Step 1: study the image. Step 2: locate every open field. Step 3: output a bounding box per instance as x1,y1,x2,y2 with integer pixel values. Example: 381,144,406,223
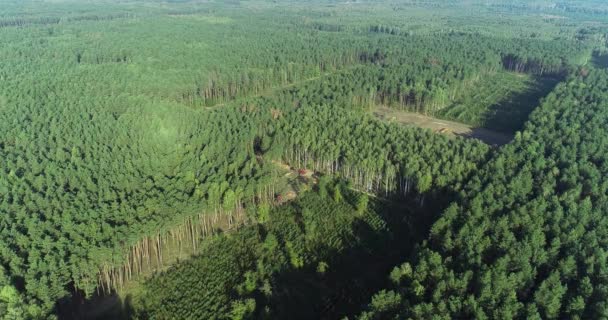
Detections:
374,107,512,146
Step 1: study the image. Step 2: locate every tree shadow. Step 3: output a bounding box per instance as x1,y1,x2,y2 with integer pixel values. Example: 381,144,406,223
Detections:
55,185,455,319
479,75,561,134
592,52,608,69
454,127,512,146
256,189,451,320
55,288,135,320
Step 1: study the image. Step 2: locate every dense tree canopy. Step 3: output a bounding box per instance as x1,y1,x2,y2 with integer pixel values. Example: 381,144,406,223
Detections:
0,0,606,319
133,185,417,320
360,69,608,319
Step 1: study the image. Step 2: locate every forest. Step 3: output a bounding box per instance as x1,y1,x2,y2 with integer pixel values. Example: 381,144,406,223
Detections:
0,0,607,319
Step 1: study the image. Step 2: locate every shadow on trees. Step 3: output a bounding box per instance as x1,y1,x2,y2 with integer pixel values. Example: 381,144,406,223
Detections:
592,52,608,69
255,189,454,320
479,75,561,133
55,185,456,320
454,127,512,146
55,288,135,320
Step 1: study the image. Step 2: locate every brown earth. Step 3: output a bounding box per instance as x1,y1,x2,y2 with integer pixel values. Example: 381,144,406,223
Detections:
373,107,513,146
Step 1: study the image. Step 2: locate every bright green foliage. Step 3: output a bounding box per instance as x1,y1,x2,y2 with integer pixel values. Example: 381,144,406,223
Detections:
0,267,40,320
332,184,344,203
0,0,605,318
0,286,28,320
273,105,489,196
359,290,402,320
256,33,586,116
316,261,329,274
230,299,256,320
256,203,271,223
389,263,412,285
356,193,369,214
318,176,331,199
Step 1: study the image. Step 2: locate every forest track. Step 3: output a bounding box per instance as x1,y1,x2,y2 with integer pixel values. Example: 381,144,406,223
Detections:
202,64,363,110
372,107,512,146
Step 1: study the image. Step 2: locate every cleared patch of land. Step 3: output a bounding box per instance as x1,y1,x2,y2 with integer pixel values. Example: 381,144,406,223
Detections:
374,107,512,146
435,71,560,133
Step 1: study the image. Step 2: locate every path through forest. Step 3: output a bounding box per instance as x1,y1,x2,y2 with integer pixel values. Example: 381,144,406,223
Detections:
373,107,513,146
202,65,361,111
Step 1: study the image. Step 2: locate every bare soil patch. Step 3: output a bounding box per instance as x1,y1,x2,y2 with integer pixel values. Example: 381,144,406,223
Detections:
373,107,512,146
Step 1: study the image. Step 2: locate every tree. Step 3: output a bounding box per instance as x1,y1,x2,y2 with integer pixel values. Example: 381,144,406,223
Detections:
257,203,270,223
356,193,369,214
230,299,256,320
333,184,343,203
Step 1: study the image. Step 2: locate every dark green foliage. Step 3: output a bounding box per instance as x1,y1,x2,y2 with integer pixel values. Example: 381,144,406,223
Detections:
133,189,403,319
592,50,608,69
361,69,608,319
134,229,262,319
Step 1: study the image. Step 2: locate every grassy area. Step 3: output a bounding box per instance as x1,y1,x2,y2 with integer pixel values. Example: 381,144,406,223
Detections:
435,71,560,133
372,107,512,146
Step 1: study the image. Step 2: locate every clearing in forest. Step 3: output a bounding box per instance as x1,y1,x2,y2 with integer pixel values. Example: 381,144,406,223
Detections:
435,71,560,133
373,107,512,146
373,71,559,145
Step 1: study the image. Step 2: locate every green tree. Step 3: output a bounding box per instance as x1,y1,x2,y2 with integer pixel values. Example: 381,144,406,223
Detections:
356,193,369,214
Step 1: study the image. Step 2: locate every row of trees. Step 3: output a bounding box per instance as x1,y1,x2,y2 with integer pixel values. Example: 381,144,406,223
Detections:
111,65,608,319
132,185,405,320
268,105,489,198
113,3,608,319
104,39,598,320
251,33,585,116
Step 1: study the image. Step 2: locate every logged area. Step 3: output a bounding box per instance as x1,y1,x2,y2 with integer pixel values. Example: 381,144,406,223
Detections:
0,1,608,319
435,71,561,133
373,107,513,145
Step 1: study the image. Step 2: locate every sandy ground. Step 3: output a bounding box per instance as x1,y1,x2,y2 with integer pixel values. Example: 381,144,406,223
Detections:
373,107,513,146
